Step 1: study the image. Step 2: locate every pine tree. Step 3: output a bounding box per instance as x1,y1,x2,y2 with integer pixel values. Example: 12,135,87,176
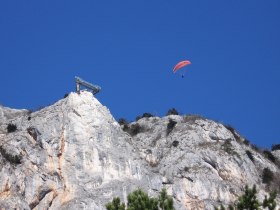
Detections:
236,185,260,210
106,197,125,210
263,190,277,210
214,185,278,210
127,189,158,210
158,188,175,210
106,188,175,210
215,205,226,210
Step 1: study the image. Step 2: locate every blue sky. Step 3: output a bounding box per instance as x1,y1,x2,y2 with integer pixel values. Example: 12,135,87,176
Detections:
0,1,279,149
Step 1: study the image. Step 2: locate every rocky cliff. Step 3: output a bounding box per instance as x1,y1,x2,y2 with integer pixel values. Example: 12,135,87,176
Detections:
0,91,279,210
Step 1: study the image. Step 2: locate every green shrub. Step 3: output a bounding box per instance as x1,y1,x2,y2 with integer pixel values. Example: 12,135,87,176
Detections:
224,124,235,134
272,144,280,151
262,169,280,193
106,197,125,210
136,113,154,121
215,185,278,210
7,123,17,133
119,119,144,136
0,146,21,165
262,168,274,184
172,141,179,147
106,188,174,210
246,150,254,162
263,190,277,210
166,108,179,116
271,172,280,193
123,123,144,136
158,188,175,210
215,205,227,210
127,189,158,210
222,139,234,155
122,124,129,133
263,150,276,163
243,139,250,146
223,124,243,143
118,118,129,126
251,144,261,152
131,123,143,136
166,119,177,136
236,185,260,210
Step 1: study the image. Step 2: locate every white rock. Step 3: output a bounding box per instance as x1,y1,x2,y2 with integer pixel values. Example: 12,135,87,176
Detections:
0,91,279,210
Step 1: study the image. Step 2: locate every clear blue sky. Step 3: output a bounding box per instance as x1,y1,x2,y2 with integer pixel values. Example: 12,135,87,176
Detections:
0,1,279,149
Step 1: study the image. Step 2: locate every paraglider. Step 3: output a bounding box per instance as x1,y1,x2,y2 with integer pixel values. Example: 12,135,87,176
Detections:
173,60,191,78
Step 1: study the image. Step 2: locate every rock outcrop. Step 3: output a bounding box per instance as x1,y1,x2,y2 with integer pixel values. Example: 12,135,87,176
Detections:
0,91,279,210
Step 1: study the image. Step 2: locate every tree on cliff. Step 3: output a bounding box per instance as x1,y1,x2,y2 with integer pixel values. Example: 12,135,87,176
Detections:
215,185,278,210
106,197,125,210
106,188,174,210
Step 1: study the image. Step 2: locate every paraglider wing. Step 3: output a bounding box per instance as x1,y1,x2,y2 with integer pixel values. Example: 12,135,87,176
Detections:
173,60,191,73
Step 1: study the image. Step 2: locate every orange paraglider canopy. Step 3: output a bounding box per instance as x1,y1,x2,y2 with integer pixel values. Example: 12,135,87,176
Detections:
173,60,191,73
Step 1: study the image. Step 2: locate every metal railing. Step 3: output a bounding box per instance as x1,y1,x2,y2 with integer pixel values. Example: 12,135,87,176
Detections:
75,76,101,95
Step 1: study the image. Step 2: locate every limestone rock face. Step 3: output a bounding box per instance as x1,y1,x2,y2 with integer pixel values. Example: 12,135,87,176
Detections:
0,91,279,210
